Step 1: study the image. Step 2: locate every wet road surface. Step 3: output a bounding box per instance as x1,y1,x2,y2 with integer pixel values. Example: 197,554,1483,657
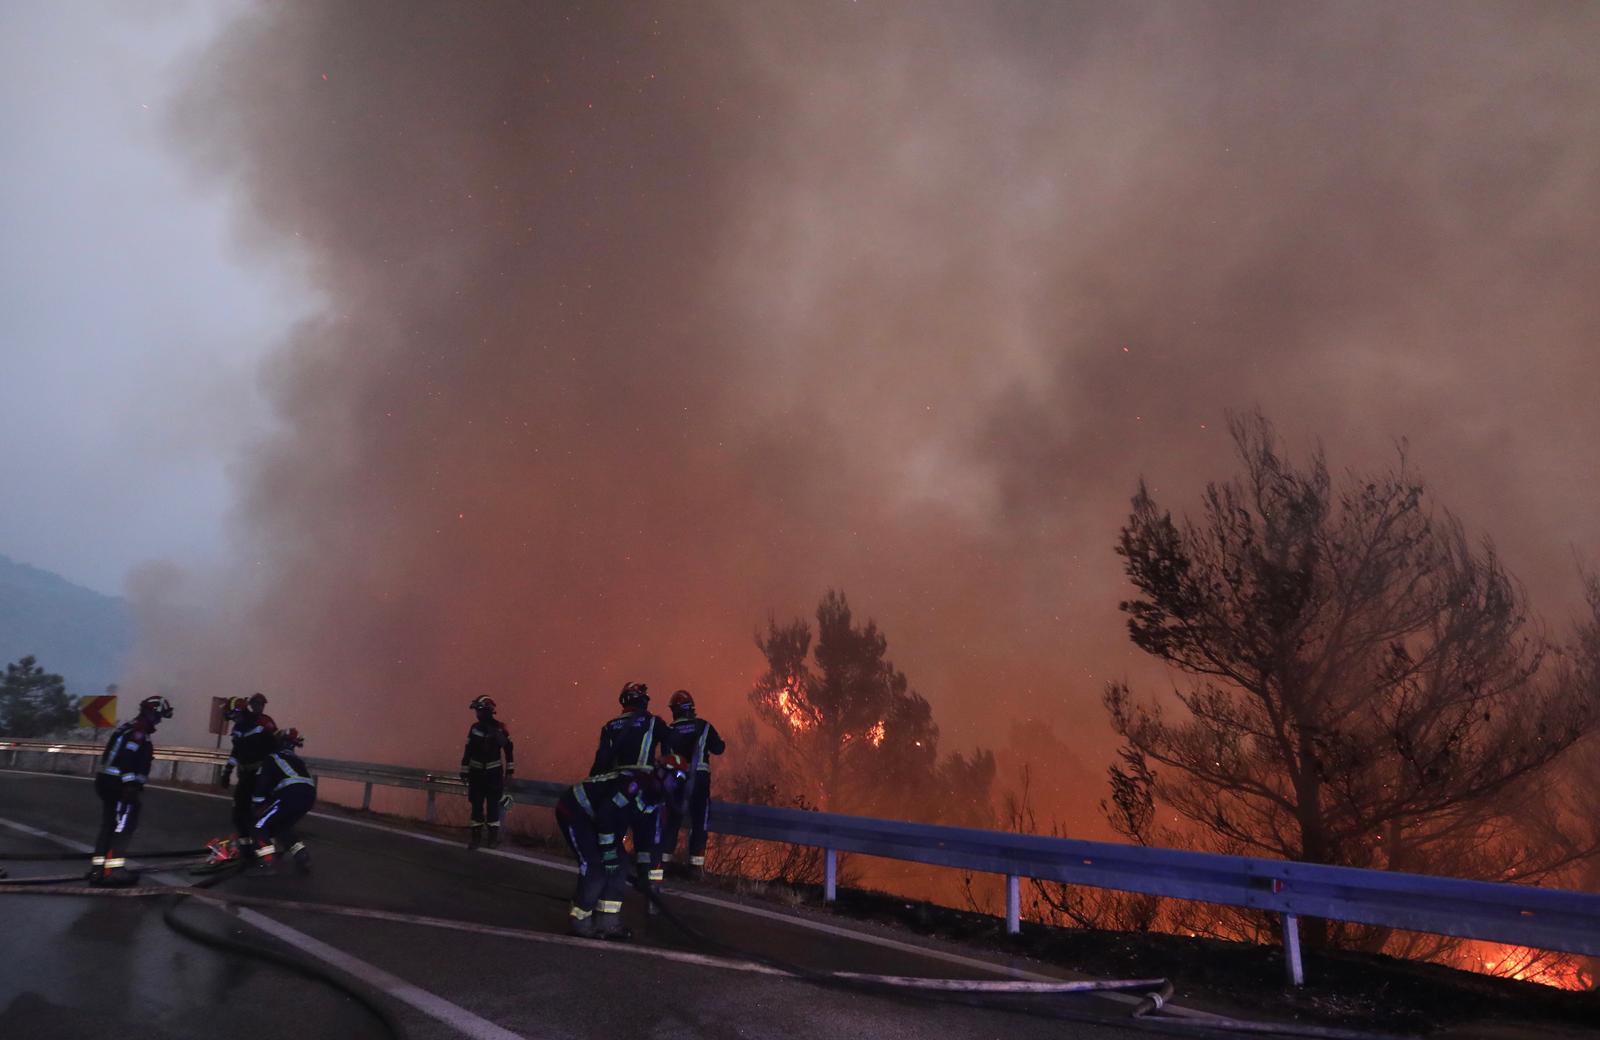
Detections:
1,770,1157,1039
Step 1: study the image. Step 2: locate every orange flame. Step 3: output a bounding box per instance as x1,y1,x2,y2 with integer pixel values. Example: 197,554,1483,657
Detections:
1469,942,1592,990
775,675,818,732
867,719,886,747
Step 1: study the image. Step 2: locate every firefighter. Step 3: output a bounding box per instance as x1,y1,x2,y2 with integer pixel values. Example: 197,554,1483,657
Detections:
588,682,689,896
88,695,174,886
247,727,316,874
661,689,726,878
219,692,278,861
459,695,515,849
556,752,688,939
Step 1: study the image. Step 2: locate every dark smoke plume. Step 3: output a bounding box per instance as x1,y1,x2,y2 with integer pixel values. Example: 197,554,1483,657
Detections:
148,2,1600,816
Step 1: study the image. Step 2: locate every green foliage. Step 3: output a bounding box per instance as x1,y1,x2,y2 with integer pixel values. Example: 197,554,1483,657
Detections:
0,655,76,737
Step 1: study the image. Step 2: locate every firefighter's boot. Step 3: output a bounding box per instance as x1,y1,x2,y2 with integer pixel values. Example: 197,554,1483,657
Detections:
567,908,598,938
97,858,137,887
594,910,633,941
468,823,483,850
246,844,277,876
486,824,501,849
290,841,312,874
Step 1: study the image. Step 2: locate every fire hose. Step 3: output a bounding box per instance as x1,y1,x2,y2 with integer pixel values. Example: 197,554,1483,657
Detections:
0,863,404,1040
0,867,1412,1040
636,880,1408,1040
0,817,1418,1040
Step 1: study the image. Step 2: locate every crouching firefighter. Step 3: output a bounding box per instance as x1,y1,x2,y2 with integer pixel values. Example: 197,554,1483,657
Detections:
89,696,174,885
247,727,315,874
556,752,688,940
662,689,725,877
219,693,277,862
459,695,515,849
589,682,690,897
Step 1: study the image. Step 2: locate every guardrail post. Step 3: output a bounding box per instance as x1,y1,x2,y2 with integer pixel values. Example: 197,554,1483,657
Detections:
361,781,372,811
1282,912,1305,986
824,848,837,903
168,760,179,782
426,786,437,824
1006,874,1021,935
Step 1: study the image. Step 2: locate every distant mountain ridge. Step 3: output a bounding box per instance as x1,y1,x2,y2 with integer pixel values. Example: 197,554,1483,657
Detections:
0,554,132,696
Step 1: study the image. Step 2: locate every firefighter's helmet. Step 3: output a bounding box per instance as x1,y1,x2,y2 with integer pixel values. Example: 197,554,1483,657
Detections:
277,727,304,750
619,682,649,710
139,696,174,720
247,692,268,711
668,689,695,719
470,695,497,714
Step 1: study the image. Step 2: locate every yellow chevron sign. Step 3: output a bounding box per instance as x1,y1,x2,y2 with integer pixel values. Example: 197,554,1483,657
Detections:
78,695,117,729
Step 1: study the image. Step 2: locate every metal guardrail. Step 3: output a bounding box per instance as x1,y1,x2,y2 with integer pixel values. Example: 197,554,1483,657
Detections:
5,737,1598,986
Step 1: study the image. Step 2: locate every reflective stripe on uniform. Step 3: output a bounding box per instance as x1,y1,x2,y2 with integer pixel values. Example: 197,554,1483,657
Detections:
572,784,594,818
569,905,592,920
689,855,706,866
467,760,503,770
598,899,622,913
273,776,315,792
646,869,664,882
636,851,652,864
104,857,126,869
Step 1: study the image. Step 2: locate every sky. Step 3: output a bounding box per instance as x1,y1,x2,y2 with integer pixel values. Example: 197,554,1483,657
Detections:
0,0,306,594
6,2,1600,827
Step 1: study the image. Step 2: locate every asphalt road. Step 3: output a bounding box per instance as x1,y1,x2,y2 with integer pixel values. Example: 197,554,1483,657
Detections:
0,770,1162,1040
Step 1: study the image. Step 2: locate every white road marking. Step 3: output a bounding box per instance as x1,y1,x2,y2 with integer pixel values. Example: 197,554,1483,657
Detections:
4,768,1213,1018
0,809,542,1040
234,907,532,1040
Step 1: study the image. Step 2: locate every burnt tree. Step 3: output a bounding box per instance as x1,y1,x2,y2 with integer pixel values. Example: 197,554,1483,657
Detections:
1105,412,1599,947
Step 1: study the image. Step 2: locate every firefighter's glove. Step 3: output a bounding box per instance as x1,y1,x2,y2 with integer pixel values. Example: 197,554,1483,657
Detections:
220,766,233,789
500,793,514,811
459,771,469,785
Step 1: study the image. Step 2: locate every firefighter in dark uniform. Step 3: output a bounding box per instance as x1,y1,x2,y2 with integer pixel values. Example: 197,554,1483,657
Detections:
588,682,689,895
220,692,278,858
459,695,515,849
556,752,688,939
661,689,726,877
88,695,174,885
247,727,316,874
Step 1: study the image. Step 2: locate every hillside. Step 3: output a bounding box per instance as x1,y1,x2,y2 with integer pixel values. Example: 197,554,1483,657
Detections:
0,554,132,695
